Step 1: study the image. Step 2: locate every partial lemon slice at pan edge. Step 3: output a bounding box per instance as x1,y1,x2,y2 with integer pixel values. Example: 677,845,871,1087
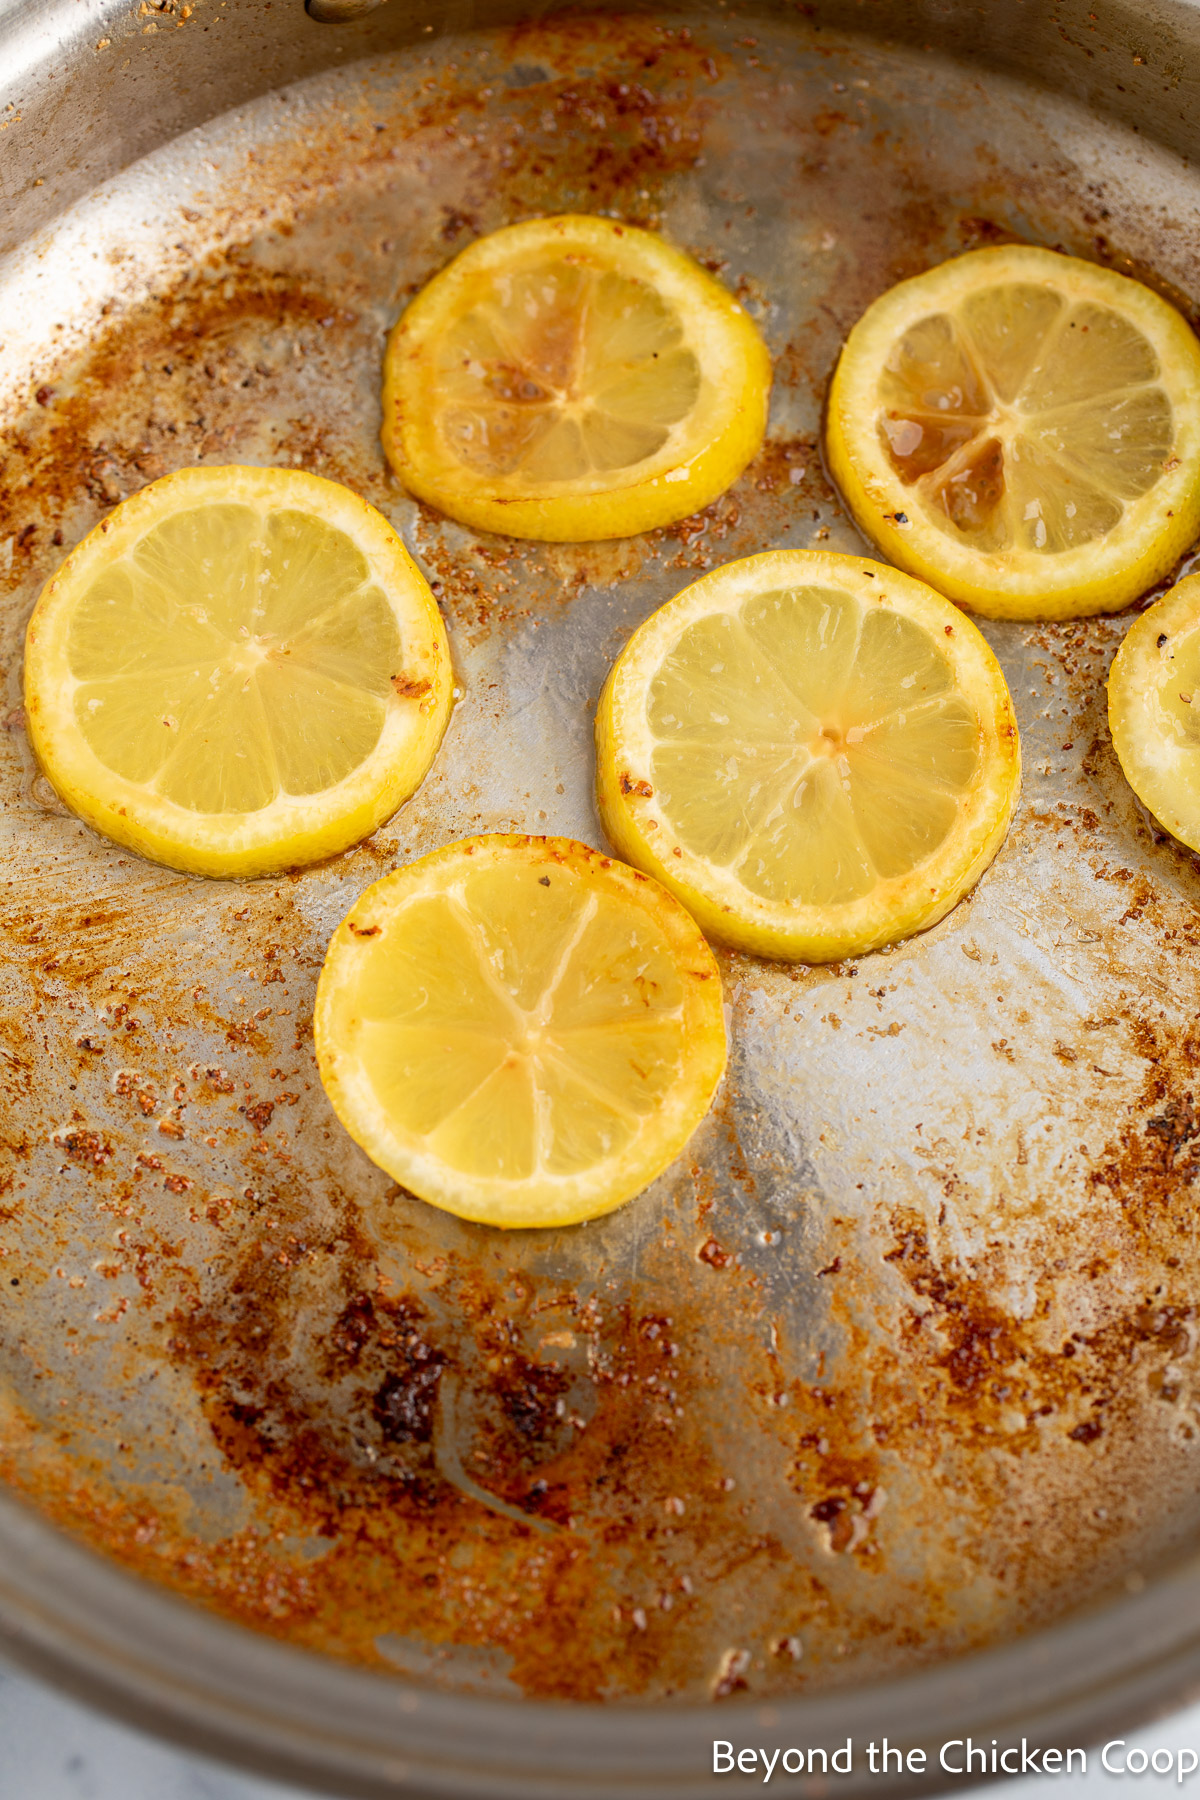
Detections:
314,836,727,1228
381,214,772,541
24,465,453,878
596,550,1020,963
1109,571,1200,851
827,245,1200,620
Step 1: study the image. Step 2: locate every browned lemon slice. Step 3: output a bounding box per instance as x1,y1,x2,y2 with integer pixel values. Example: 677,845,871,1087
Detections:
381,215,771,541
596,550,1020,962
1109,572,1200,849
314,835,727,1227
827,245,1200,620
24,466,452,877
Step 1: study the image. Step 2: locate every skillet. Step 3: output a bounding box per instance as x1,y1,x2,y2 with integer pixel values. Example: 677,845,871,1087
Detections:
3,0,1200,1790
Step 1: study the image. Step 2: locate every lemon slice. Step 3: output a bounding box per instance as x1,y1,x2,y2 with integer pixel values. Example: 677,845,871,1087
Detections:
381,214,771,542
595,550,1020,963
1108,572,1200,849
314,835,726,1227
826,245,1200,620
23,466,453,878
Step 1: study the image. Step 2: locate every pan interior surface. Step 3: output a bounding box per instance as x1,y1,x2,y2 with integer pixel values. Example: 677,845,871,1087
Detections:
3,0,1200,1722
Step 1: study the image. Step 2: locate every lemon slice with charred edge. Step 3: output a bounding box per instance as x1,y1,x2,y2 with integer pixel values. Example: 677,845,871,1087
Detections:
595,550,1020,963
381,214,771,542
23,466,452,878
314,836,726,1227
1109,572,1200,850
827,245,1200,620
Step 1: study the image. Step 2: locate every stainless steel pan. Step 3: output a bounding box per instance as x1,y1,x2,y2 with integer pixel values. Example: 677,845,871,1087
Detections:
4,0,1200,1791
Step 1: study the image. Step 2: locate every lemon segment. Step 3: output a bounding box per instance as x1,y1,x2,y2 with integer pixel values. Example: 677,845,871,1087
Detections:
23,466,453,878
314,836,726,1227
381,215,771,541
826,245,1200,620
596,550,1020,962
1108,572,1200,849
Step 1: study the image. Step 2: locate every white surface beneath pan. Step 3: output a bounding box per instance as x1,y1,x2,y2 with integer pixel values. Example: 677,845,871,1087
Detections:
1,1655,1198,1800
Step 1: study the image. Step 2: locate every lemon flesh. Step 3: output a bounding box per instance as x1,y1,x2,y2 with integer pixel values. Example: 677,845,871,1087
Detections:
596,550,1020,962
24,466,452,877
1109,572,1200,849
381,214,771,541
314,836,726,1227
827,245,1200,620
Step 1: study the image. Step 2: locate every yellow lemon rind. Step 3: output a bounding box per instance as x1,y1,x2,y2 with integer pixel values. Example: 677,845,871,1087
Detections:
314,834,728,1228
1108,571,1200,852
826,245,1200,621
23,465,454,879
382,214,771,542
596,550,1021,963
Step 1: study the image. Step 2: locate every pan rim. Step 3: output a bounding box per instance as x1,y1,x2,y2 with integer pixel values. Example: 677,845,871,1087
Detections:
1,1483,1199,1797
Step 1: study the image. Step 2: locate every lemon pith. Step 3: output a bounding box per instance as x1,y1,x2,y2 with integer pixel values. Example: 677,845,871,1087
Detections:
826,245,1200,620
23,465,453,878
381,214,771,542
314,835,727,1227
1109,572,1200,850
596,550,1020,962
